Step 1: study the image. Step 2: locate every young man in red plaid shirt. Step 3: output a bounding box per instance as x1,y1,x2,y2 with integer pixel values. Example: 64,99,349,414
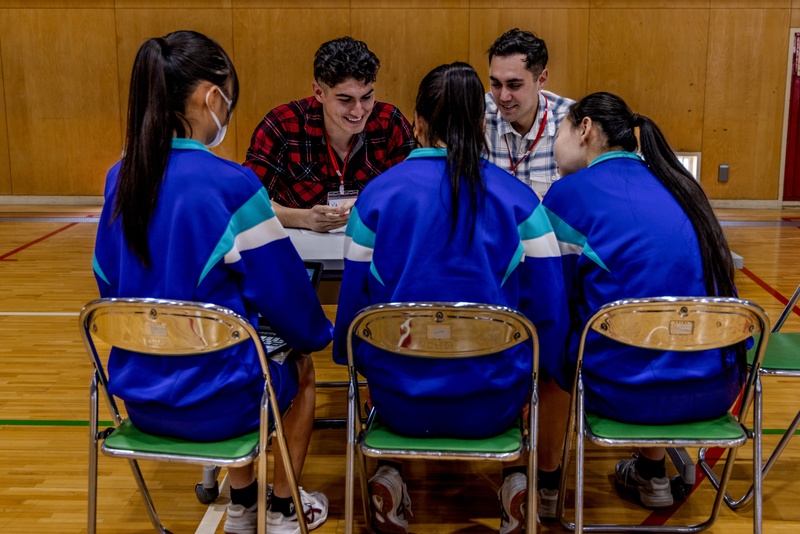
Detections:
244,37,414,232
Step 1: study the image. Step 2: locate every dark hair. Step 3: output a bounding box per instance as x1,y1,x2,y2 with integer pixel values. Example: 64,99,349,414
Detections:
415,62,487,244
488,28,548,76
113,30,238,267
565,91,735,299
313,37,380,87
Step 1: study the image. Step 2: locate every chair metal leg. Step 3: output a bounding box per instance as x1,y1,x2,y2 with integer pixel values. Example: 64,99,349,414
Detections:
526,384,539,534
700,380,800,512
127,458,168,533
558,377,578,531
357,446,372,533
88,375,99,534
345,378,357,534
575,381,586,534
267,387,309,534
258,394,269,534
753,378,762,534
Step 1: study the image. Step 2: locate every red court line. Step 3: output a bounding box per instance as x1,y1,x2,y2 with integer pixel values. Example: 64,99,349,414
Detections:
741,267,800,318
0,222,79,261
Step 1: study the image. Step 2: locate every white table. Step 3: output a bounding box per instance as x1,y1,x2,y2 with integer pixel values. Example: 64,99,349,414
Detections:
286,228,745,275
286,228,345,276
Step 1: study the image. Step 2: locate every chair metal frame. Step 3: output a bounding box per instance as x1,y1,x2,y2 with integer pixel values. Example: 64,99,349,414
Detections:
343,302,540,534
81,297,308,534
699,283,800,510
557,296,770,534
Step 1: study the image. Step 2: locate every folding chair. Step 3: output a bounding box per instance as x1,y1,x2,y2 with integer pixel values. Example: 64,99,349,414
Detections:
557,296,770,533
80,297,309,534
343,302,539,534
699,282,800,509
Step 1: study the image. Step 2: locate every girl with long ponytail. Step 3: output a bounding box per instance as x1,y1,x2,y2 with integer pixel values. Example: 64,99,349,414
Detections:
542,91,742,510
93,31,331,533
332,62,568,534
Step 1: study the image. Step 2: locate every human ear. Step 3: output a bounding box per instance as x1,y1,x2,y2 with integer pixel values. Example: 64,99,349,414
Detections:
579,117,593,145
312,82,325,103
537,68,549,87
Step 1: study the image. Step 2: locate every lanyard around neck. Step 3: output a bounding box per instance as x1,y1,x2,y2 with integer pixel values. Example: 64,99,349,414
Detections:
326,136,355,194
504,99,549,177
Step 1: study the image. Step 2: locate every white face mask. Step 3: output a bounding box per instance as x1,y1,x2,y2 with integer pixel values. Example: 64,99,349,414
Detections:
205,87,232,148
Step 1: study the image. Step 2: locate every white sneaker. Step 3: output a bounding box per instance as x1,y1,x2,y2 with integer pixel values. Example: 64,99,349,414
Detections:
369,465,412,534
224,502,257,534
615,454,674,509
267,488,329,534
498,472,526,534
538,487,559,520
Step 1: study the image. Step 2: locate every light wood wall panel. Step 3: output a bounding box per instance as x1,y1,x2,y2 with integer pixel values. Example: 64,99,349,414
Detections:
115,0,231,7
470,0,589,7
702,8,789,199
0,3,798,200
468,9,589,104
232,8,350,163
352,8,469,120
233,0,348,6
114,9,237,163
0,1,111,6
586,9,709,152
352,0,468,6
592,0,710,6
0,9,120,196
710,0,791,7
0,36,10,195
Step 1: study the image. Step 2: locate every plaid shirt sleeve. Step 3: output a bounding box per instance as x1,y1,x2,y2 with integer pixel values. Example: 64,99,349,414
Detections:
243,106,293,195
383,107,415,167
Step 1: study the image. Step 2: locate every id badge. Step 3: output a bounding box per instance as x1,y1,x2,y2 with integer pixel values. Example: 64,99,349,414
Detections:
327,190,358,207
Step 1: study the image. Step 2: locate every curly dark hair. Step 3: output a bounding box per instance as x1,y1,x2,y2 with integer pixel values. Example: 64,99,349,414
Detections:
487,28,548,76
313,36,380,87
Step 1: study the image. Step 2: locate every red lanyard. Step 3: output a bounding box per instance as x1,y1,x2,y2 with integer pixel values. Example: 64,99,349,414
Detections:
504,100,549,177
326,136,355,194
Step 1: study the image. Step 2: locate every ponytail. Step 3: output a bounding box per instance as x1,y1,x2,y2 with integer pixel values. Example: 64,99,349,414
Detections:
415,62,487,244
637,117,735,298
112,31,238,267
566,92,735,298
113,39,171,267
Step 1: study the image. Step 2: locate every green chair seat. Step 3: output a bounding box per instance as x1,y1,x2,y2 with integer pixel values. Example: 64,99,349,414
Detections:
586,412,745,442
364,417,522,454
748,332,800,371
103,419,259,460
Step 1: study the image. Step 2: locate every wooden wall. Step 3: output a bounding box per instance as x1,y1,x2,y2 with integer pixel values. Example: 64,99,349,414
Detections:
0,0,797,200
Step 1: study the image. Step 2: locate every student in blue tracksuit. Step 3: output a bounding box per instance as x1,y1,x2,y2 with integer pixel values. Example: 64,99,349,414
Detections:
542,91,744,510
332,62,568,534
92,31,331,534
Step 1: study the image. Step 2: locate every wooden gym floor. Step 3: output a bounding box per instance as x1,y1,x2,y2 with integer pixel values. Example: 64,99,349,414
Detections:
1,205,800,533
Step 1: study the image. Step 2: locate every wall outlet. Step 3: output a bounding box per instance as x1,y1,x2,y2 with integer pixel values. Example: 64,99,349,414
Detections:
718,164,729,183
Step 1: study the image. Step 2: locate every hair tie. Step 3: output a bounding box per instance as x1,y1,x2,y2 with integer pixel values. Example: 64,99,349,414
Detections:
631,113,641,126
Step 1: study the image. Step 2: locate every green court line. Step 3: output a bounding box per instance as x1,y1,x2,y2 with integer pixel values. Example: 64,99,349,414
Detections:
0,419,115,427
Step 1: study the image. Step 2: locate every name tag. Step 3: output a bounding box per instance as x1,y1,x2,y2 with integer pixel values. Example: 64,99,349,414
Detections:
327,190,358,207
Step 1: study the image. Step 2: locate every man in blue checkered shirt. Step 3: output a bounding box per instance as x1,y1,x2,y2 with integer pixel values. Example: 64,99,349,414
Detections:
485,29,574,198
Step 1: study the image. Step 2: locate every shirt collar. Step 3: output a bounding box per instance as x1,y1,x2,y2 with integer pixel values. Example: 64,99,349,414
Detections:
171,138,211,152
496,91,550,140
405,147,447,160
589,150,643,167
304,96,366,155
404,147,489,161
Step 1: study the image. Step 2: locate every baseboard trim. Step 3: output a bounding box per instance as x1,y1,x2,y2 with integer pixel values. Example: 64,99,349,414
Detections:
709,199,782,209
0,196,103,205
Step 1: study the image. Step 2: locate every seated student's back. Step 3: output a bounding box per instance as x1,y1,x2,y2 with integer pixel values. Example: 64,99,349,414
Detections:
332,62,568,439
